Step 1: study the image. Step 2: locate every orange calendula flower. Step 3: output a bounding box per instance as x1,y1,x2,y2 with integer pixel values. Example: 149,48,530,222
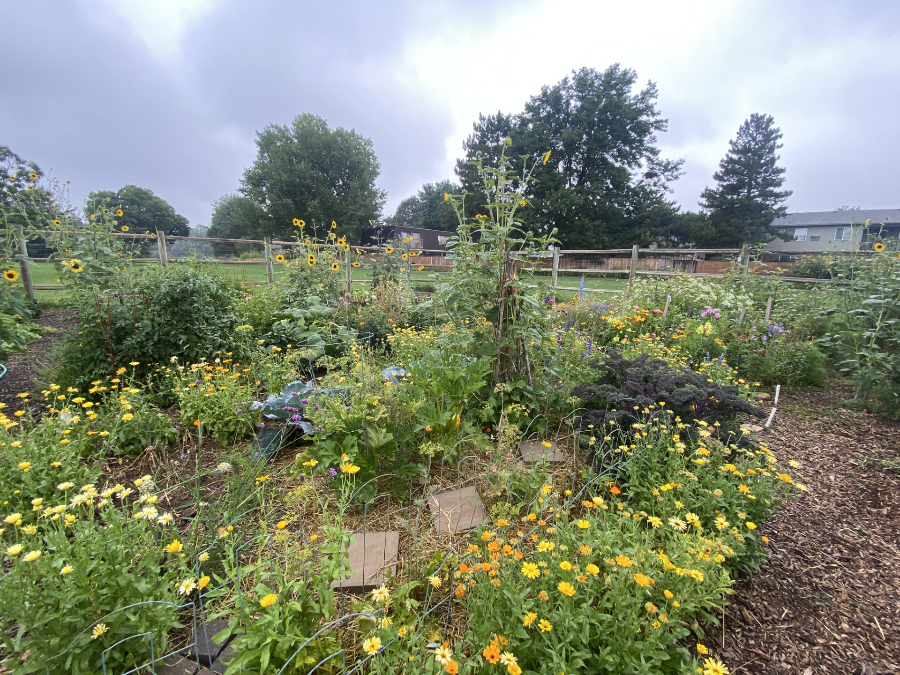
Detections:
482,643,501,663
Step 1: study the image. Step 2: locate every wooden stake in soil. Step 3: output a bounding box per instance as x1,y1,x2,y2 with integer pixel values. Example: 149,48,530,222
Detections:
738,306,747,326
764,296,773,322
662,294,671,318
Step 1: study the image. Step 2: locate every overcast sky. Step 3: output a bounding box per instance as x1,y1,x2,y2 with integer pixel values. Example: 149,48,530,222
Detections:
2,0,899,229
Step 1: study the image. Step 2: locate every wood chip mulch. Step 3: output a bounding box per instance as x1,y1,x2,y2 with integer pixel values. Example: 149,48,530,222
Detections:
707,384,900,675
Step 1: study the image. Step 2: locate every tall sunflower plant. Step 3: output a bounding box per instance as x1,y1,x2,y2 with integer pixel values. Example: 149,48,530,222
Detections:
277,218,359,308
439,141,558,387
43,197,145,293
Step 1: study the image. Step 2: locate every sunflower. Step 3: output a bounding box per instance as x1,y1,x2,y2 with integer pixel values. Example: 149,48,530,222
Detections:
873,242,885,252
337,236,346,246
70,262,84,273
3,270,19,282
121,226,129,232
330,262,340,271
327,232,336,239
352,262,361,268
28,172,38,180
116,209,123,217
53,218,61,226
417,265,424,271
274,254,285,263
331,220,338,229
401,253,408,261
385,247,394,254
307,255,316,266
342,243,349,252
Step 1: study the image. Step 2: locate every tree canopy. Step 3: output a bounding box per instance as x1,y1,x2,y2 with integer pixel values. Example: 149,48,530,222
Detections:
207,194,263,240
699,113,791,247
1,145,66,227
388,180,459,232
455,66,683,249
85,185,189,237
239,113,386,242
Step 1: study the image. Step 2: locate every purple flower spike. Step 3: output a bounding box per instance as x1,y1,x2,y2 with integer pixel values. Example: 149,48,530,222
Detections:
329,467,337,477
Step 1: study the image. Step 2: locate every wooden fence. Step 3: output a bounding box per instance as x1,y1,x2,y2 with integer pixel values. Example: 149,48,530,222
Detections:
18,233,833,302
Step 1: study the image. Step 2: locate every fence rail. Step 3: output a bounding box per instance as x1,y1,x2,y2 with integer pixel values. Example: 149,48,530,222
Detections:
17,232,837,298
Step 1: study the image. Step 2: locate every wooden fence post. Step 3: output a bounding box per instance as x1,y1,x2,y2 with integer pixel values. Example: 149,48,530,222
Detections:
628,245,639,287
738,306,747,326
156,230,169,269
15,224,35,303
764,296,773,322
551,248,559,292
345,248,352,296
263,238,275,286
739,243,750,274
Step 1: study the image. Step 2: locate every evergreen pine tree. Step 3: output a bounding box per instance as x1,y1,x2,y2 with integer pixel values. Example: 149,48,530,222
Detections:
700,113,792,247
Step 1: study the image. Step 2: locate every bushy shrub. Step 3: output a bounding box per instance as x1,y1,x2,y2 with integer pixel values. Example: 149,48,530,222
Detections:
54,264,241,391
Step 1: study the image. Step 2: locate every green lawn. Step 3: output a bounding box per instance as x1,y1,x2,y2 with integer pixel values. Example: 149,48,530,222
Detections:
23,261,626,305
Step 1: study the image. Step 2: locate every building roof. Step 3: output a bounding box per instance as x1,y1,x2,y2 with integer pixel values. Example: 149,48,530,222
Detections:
773,209,900,228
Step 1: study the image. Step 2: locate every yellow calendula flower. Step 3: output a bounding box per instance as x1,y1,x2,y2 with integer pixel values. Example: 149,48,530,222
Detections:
61,565,74,575
198,575,210,590
164,539,183,554
522,612,537,627
23,550,42,562
339,462,360,474
259,593,277,607
91,623,108,639
17,461,30,472
576,519,590,529
5,544,24,556
634,573,655,587
276,520,288,530
538,618,552,632
121,413,134,421
363,636,381,655
521,562,540,580
557,581,575,597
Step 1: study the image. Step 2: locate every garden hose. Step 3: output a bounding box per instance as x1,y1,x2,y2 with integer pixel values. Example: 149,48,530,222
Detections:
0,364,6,381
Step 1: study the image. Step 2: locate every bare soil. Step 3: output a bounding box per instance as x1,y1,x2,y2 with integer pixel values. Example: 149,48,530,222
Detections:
707,385,900,675
0,309,75,414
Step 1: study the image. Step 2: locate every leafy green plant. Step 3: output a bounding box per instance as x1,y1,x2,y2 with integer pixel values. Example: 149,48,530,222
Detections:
0,486,192,675
208,521,352,674
818,243,900,414
572,350,764,432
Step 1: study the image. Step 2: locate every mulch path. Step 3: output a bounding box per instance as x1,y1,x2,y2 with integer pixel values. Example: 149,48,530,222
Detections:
708,385,900,675
0,309,76,413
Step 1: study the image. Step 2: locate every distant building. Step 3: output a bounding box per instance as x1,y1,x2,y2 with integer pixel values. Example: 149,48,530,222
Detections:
767,209,900,254
360,225,454,251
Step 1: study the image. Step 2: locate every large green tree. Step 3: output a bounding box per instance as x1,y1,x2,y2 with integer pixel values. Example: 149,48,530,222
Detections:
239,113,386,242
455,66,683,248
207,194,263,240
699,113,792,247
85,185,189,236
389,180,459,232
